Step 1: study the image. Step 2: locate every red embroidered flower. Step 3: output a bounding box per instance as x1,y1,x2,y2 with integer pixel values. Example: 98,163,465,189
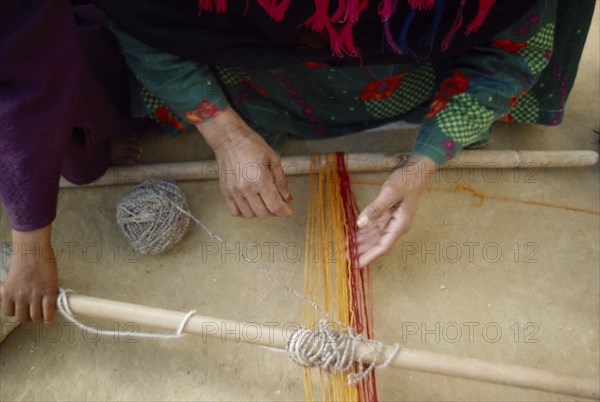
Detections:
492,39,528,53
155,106,185,132
441,70,470,96
360,75,404,101
304,61,329,69
425,92,450,118
184,100,224,124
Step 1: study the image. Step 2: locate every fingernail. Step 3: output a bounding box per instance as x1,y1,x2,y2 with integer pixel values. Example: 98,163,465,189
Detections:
287,193,294,202
357,216,369,228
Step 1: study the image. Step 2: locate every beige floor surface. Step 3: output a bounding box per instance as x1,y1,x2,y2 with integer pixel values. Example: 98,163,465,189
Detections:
1,7,599,402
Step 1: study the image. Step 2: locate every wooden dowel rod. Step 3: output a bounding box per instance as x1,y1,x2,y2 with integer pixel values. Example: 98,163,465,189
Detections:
59,150,599,188
58,292,599,400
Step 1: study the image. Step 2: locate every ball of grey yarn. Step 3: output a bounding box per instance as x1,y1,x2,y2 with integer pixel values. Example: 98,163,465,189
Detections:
116,179,190,255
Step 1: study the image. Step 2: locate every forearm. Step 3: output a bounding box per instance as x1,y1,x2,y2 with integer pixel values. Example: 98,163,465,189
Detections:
107,20,229,123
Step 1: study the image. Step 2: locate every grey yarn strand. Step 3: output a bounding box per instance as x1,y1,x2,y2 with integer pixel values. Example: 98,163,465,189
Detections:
117,179,190,254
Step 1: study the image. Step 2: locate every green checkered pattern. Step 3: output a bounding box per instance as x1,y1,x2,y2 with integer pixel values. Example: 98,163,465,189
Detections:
214,66,246,85
141,86,190,136
520,23,555,75
511,91,540,123
436,93,496,145
141,86,163,120
365,64,435,119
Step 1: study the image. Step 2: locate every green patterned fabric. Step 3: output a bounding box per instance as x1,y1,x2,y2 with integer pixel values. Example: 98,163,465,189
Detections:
436,94,496,145
363,64,436,119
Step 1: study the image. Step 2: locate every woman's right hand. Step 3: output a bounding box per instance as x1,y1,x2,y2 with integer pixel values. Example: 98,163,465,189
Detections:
356,154,437,267
196,108,292,218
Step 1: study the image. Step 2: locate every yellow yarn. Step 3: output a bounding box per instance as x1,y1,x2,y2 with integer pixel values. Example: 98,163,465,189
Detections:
303,154,358,402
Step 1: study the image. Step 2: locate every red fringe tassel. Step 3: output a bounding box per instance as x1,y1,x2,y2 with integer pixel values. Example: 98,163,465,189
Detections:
465,0,496,35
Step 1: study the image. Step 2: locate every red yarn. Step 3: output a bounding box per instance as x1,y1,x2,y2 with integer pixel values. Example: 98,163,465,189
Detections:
378,0,395,20
197,0,227,14
256,0,291,21
305,0,368,57
408,0,436,10
336,152,378,402
465,0,495,35
441,0,466,51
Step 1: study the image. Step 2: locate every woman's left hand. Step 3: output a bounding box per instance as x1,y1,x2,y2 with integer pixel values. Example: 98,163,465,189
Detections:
356,154,437,267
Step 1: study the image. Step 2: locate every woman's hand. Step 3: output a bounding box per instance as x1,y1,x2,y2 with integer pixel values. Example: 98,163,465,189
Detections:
197,108,292,218
2,225,58,323
356,154,437,267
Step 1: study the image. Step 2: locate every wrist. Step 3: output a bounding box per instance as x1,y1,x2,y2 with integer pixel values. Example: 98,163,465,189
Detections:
11,225,54,265
12,225,52,245
195,107,249,150
407,154,438,182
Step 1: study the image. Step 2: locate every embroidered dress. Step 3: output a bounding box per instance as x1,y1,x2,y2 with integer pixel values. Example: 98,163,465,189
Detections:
103,0,594,165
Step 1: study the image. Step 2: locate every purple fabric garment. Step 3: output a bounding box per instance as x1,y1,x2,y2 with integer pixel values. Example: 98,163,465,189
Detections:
0,0,129,231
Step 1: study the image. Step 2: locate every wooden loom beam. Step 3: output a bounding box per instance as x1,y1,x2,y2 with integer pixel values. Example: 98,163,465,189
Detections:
58,150,599,188
2,287,596,400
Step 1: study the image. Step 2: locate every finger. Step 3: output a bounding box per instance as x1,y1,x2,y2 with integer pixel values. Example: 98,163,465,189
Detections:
357,228,387,265
223,194,241,216
358,209,412,267
2,298,15,317
234,195,255,219
259,181,292,217
357,211,392,240
357,185,400,229
270,160,292,202
357,238,378,255
219,184,241,217
42,293,56,324
358,228,404,267
30,295,44,323
357,223,378,242
14,300,31,323
245,194,272,218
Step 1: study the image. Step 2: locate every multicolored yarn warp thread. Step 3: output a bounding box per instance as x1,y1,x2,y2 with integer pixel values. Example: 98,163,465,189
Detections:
303,153,377,401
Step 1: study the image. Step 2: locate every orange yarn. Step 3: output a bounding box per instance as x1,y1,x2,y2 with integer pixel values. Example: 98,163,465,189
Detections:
351,180,600,215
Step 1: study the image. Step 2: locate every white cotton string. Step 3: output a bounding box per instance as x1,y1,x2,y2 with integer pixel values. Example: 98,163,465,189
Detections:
56,288,196,340
176,309,197,336
286,320,401,385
